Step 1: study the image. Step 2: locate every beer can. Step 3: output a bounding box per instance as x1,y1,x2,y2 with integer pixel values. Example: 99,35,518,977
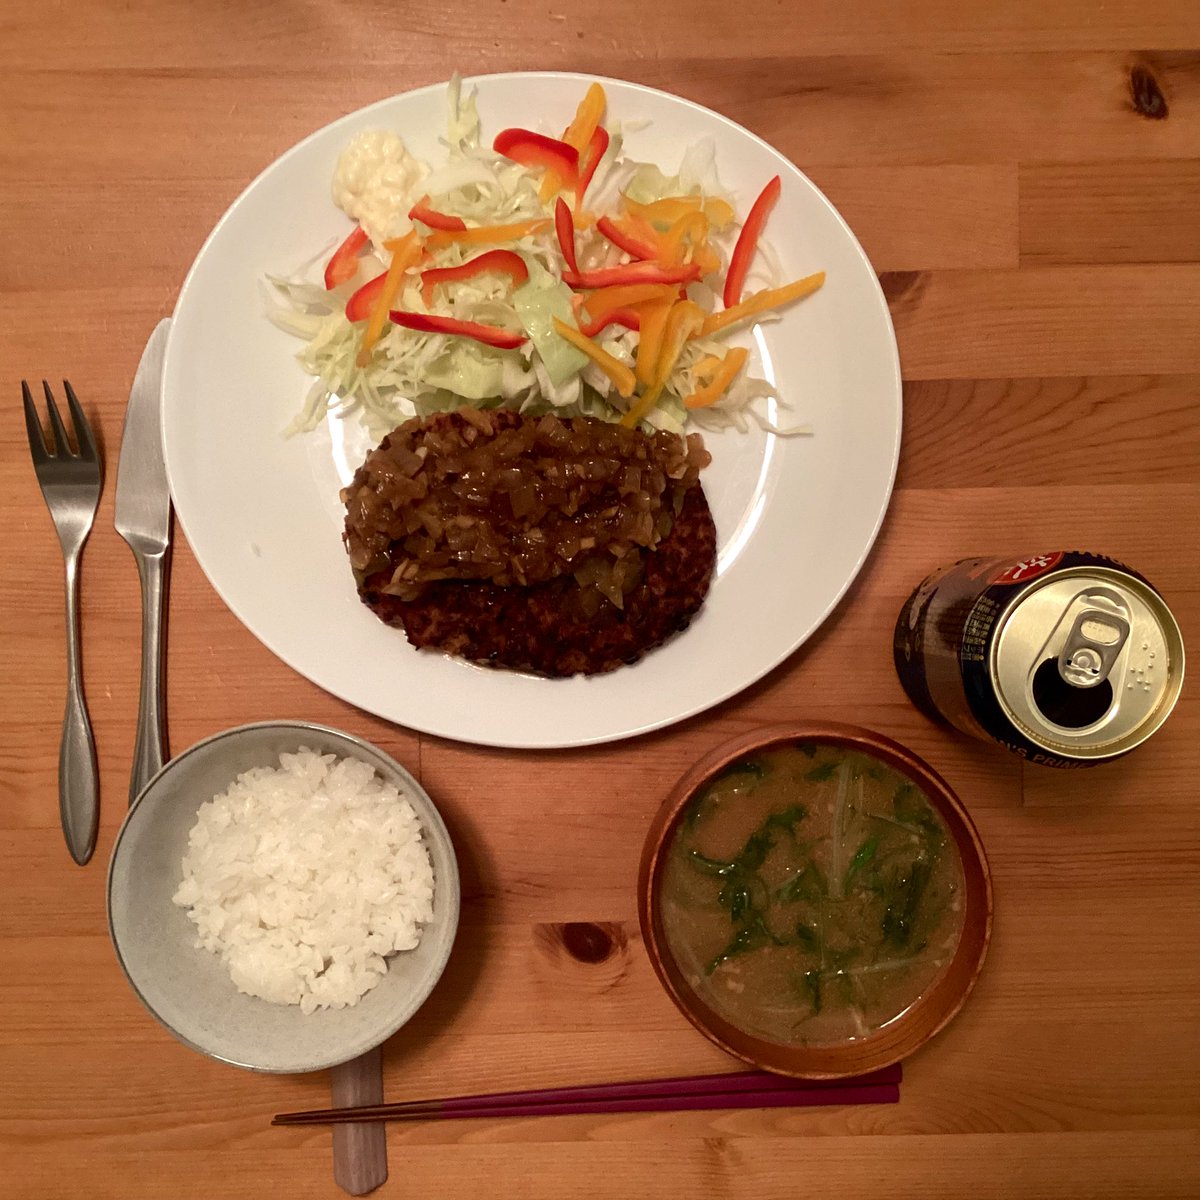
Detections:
894,552,1185,768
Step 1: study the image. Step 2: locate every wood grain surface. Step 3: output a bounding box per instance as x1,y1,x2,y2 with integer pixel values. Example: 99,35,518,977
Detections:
2,2,1198,1197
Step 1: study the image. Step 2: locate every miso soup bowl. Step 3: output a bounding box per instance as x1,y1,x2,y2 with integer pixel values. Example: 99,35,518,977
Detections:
638,723,993,1080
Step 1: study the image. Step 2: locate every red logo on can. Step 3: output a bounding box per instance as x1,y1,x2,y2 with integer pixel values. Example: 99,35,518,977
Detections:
991,552,1065,585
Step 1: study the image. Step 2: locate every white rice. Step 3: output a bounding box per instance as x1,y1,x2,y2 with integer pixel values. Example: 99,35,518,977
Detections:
172,748,435,1015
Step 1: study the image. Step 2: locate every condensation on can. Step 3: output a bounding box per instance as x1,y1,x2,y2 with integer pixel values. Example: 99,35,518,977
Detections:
893,552,1185,768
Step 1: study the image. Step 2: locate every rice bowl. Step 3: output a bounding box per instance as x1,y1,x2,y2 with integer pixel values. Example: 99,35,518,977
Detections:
107,721,459,1074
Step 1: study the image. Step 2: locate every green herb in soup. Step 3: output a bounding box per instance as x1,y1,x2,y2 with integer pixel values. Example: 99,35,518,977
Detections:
660,744,965,1045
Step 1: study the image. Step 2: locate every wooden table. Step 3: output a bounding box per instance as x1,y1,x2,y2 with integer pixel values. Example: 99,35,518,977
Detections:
3,3,1198,1196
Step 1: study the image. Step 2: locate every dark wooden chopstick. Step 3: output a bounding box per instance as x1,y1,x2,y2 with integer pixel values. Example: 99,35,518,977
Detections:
273,1066,902,1126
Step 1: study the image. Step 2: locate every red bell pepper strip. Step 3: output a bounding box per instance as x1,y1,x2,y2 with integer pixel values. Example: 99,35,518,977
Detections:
387,310,527,350
554,197,579,274
345,271,388,322
408,195,467,232
575,126,609,202
596,215,659,261
563,261,702,290
324,225,368,289
723,174,782,308
493,128,580,180
579,308,641,338
419,249,529,305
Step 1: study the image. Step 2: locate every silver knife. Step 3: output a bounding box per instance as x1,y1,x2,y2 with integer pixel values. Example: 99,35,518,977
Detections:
114,319,173,804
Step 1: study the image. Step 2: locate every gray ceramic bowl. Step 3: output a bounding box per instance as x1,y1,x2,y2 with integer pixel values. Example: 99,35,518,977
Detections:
107,721,460,1074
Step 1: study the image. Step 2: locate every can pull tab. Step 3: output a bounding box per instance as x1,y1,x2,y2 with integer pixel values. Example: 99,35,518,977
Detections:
1058,608,1130,688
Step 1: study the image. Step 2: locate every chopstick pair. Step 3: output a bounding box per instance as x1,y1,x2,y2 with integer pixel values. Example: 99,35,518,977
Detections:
273,1065,901,1126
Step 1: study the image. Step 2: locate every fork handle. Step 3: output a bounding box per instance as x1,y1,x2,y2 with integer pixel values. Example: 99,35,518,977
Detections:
60,552,99,865
129,547,170,804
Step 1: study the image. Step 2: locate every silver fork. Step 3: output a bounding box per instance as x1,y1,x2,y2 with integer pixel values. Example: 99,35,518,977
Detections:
23,380,103,865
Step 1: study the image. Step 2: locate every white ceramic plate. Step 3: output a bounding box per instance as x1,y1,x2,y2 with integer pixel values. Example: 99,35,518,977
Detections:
163,72,901,749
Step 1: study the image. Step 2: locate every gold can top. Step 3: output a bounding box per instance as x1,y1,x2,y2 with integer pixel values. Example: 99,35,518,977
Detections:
990,568,1185,759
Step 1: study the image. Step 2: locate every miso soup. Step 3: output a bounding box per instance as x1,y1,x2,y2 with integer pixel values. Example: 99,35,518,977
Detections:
659,742,965,1046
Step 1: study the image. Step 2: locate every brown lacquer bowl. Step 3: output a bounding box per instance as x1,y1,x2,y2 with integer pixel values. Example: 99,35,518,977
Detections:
638,723,993,1079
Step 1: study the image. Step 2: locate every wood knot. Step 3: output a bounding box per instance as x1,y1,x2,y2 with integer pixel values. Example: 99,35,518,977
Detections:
1129,65,1169,120
878,270,926,309
561,921,619,963
535,921,627,965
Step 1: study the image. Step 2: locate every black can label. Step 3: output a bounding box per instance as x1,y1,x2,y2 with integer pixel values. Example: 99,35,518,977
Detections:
893,551,1148,768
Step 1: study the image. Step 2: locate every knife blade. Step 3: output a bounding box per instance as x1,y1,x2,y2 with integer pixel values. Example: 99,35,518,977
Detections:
114,318,173,804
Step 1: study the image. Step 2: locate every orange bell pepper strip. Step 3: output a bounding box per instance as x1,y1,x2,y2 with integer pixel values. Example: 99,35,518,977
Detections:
622,194,735,231
724,175,782,308
660,211,708,262
700,272,826,337
658,300,706,372
345,231,429,327
354,231,424,364
578,283,677,322
540,83,606,202
408,196,467,232
424,219,551,251
387,310,527,350
554,197,579,273
658,210,721,275
324,225,368,289
564,84,606,150
690,354,724,382
563,261,701,290
419,249,529,305
692,241,722,276
622,300,706,427
551,318,636,397
705,198,736,230
634,300,672,386
684,347,749,408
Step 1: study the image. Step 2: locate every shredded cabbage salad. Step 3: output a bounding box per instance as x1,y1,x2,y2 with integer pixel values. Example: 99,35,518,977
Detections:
266,76,825,442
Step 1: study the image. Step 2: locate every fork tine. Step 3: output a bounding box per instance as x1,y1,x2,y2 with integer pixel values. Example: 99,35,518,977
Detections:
62,380,98,463
22,380,50,464
42,380,75,456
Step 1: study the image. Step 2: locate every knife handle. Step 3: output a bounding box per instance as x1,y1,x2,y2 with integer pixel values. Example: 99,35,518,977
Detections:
129,545,170,805
331,1049,388,1195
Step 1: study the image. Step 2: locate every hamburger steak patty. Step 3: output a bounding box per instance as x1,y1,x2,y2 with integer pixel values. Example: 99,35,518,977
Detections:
360,484,716,677
343,408,717,677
